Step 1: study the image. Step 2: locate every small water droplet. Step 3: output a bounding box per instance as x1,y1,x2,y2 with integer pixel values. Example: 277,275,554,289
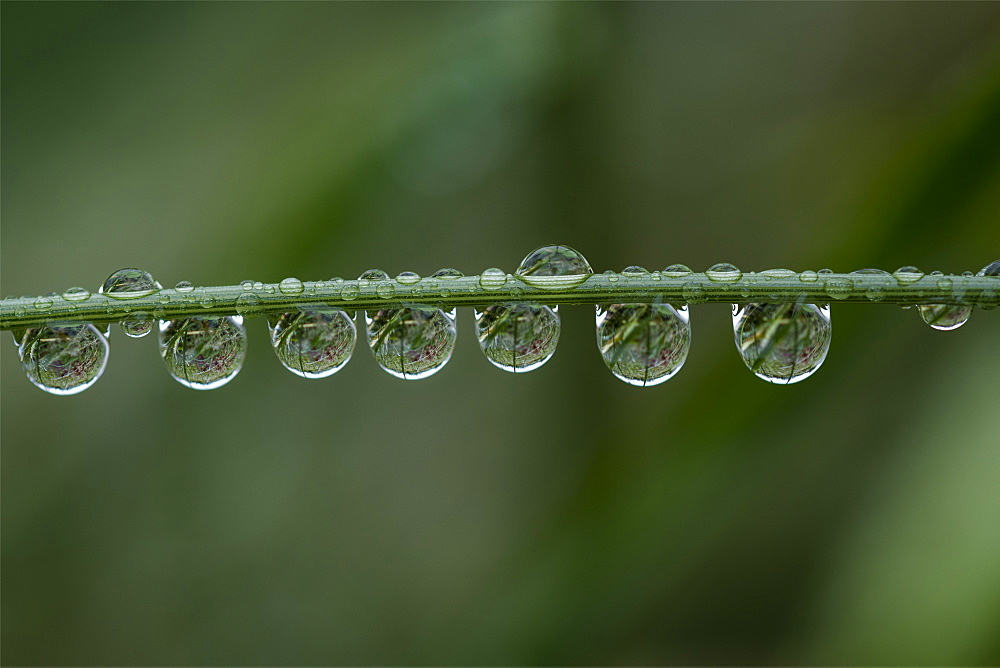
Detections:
760,269,796,279
622,265,648,277
596,303,691,386
200,295,215,308
432,268,464,280
253,281,265,291
269,308,356,378
100,268,161,299
158,294,171,304
359,269,390,281
936,277,953,290
235,292,264,317
479,268,508,290
475,304,559,373
34,297,53,310
893,266,924,285
395,271,421,285
650,271,662,281
263,285,275,294
604,270,620,283
158,316,247,390
175,281,194,293
366,305,456,379
706,263,742,282
279,277,304,295
663,264,693,278
733,303,831,384
824,277,854,300
799,271,819,283
516,245,592,289
62,287,91,302
682,282,706,304
18,323,109,395
917,304,971,331
376,282,395,298
120,311,153,338
241,280,255,291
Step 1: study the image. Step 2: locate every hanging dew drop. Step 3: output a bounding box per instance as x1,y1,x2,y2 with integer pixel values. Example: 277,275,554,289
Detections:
596,303,691,387
706,263,742,282
475,303,559,373
365,305,456,380
733,302,832,384
278,277,304,295
18,323,109,395
158,316,247,390
120,311,153,338
479,268,508,290
917,304,971,331
269,308,356,379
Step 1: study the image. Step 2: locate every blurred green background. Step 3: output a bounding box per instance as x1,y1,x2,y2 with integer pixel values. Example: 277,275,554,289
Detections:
3,3,1000,664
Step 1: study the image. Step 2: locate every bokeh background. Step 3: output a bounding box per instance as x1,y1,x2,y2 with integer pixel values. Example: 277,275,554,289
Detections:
3,3,1000,665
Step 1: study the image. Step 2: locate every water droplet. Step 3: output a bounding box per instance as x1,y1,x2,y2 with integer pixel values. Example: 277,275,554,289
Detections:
824,277,854,300
663,264,693,278
359,269,390,281
977,259,1000,276
253,281,265,291
34,297,53,310
235,292,264,317
175,281,194,293
760,269,796,279
622,265,648,277
19,323,109,395
799,271,819,283
376,282,395,299
365,305,456,379
432,268,464,280
893,266,924,285
341,284,359,300
733,303,831,384
977,259,1000,310
475,304,559,373
917,304,971,331
158,294,171,304
596,303,691,386
269,308,356,378
604,270,620,283
818,268,834,275
682,282,706,304
650,271,662,281
936,277,953,290
850,268,890,276
62,287,91,302
706,263,742,282
200,295,215,308
120,312,153,338
515,245,592,289
158,316,247,390
278,277,304,295
396,272,421,285
241,280,255,291
100,268,161,299
479,268,508,290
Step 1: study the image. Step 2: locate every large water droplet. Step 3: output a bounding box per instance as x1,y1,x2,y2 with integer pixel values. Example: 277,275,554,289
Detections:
475,303,559,373
733,303,831,384
917,304,971,331
278,277,304,295
100,268,161,299
596,303,691,386
515,245,592,289
365,305,455,379
706,263,742,282
18,323,109,395
158,316,247,390
269,308,356,378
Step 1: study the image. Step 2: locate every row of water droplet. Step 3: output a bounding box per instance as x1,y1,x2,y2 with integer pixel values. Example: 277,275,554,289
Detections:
10,251,999,394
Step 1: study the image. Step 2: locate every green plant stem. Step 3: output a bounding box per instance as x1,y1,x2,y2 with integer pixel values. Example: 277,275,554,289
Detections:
2,271,997,331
